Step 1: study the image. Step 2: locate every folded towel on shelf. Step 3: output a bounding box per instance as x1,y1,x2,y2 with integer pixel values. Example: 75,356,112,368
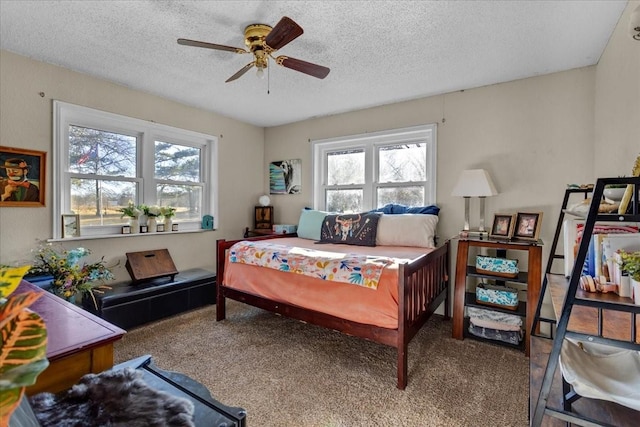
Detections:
467,307,523,331
468,323,523,345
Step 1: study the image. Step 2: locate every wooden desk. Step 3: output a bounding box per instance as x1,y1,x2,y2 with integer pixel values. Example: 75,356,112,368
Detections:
529,274,639,426
18,281,126,395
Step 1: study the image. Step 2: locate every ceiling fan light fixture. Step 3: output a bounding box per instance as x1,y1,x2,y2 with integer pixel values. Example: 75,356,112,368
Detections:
177,16,330,83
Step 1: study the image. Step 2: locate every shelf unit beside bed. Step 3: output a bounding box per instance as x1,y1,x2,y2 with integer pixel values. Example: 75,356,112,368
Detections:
453,237,543,356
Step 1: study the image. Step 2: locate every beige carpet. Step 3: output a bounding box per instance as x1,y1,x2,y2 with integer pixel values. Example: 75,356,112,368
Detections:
113,301,529,427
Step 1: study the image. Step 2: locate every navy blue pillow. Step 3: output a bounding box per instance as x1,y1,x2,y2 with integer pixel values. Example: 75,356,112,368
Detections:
370,204,440,215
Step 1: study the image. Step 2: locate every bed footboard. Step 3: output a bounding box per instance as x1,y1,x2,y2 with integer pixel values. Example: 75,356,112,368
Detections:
396,240,450,388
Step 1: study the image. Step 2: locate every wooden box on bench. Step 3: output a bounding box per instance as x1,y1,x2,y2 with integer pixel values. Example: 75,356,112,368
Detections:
125,249,178,283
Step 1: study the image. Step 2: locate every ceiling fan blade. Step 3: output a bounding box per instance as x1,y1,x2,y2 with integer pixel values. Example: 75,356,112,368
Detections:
226,62,255,82
177,38,247,54
275,56,330,79
264,16,303,51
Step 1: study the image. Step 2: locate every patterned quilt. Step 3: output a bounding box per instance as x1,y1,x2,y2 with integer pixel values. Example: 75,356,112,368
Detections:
229,240,394,289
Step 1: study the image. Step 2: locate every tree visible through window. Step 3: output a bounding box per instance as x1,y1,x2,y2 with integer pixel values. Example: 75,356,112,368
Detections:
53,101,218,238
312,125,436,213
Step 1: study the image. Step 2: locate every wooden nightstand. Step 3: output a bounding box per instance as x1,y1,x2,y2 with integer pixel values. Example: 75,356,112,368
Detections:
452,237,543,356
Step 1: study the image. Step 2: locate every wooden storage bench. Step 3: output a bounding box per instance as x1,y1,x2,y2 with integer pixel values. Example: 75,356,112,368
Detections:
82,268,216,329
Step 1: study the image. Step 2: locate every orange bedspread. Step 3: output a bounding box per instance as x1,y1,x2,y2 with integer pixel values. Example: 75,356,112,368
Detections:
223,237,431,329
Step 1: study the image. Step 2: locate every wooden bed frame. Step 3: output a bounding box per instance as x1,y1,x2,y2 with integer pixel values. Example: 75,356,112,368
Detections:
215,235,450,389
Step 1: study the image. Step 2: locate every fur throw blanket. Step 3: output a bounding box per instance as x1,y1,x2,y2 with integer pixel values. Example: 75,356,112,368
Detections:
29,368,195,426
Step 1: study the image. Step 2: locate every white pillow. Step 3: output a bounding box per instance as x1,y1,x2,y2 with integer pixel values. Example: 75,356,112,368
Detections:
375,214,438,248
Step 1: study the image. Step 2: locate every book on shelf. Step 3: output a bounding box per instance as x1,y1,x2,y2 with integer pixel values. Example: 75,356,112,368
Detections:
562,219,640,277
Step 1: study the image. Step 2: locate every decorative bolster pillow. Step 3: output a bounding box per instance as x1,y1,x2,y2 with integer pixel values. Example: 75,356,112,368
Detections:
375,214,439,248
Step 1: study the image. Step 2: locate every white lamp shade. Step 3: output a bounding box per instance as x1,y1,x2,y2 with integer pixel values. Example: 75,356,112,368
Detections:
451,169,498,197
258,195,271,206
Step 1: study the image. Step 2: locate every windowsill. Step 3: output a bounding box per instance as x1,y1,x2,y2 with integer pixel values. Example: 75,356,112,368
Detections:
49,228,217,243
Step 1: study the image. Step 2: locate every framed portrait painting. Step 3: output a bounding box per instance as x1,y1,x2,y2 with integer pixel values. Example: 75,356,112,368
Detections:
489,213,516,239
513,212,543,241
0,146,46,207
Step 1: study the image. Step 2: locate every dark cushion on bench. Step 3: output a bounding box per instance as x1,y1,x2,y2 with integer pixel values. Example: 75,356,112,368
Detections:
83,268,215,330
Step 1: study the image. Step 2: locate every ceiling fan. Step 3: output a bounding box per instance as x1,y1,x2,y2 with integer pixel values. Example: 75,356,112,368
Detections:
177,16,330,83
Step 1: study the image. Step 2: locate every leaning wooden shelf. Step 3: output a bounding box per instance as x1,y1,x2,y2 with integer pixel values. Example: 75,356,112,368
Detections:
530,176,640,427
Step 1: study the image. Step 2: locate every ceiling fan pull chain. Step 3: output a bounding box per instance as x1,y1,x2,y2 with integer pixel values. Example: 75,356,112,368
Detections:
267,64,270,95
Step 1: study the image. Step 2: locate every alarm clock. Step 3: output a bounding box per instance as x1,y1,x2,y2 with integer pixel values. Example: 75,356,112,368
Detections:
201,215,214,230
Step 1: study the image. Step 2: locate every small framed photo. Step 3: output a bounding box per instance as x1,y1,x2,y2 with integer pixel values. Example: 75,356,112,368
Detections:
172,223,179,232
62,214,80,238
157,223,165,232
513,212,543,241
140,225,148,233
122,225,131,234
489,213,516,239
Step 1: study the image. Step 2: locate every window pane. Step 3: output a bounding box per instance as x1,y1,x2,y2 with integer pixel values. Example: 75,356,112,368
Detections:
326,189,363,213
327,150,364,185
157,184,202,221
378,144,426,182
69,125,136,176
71,178,137,226
377,186,425,207
155,141,201,182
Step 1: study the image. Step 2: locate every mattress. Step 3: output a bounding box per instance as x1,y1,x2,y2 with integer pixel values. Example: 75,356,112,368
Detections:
223,237,431,329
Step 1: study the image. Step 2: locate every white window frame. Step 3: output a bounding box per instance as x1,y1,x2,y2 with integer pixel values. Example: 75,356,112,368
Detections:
53,101,218,239
311,124,437,211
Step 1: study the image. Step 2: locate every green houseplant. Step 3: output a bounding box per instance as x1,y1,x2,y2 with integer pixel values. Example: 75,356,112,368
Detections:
0,265,49,425
618,250,640,281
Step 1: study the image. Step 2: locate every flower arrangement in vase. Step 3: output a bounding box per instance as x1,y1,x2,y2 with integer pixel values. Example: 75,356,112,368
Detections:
160,206,176,231
142,205,161,232
28,242,115,308
119,202,142,233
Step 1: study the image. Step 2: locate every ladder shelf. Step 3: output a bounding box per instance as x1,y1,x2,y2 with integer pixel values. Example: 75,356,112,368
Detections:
531,177,640,427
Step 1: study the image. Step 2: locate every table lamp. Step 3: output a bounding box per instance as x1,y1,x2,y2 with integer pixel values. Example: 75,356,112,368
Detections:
451,169,498,233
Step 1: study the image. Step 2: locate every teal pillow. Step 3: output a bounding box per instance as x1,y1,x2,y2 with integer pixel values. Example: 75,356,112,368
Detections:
297,209,328,240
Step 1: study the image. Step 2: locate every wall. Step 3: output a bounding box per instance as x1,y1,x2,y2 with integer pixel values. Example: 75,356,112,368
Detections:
264,1,639,313
264,68,596,266
0,50,264,282
594,0,640,176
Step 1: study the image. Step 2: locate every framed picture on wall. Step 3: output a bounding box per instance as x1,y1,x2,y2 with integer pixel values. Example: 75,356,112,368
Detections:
513,212,543,241
269,159,302,194
489,213,516,239
0,146,46,207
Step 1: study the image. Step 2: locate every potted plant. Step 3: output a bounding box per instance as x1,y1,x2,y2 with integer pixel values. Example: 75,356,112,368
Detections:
617,250,640,304
160,206,176,231
142,205,161,232
119,202,142,233
0,265,49,425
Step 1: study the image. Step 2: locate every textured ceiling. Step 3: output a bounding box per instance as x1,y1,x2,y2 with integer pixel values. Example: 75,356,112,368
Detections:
0,0,628,127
